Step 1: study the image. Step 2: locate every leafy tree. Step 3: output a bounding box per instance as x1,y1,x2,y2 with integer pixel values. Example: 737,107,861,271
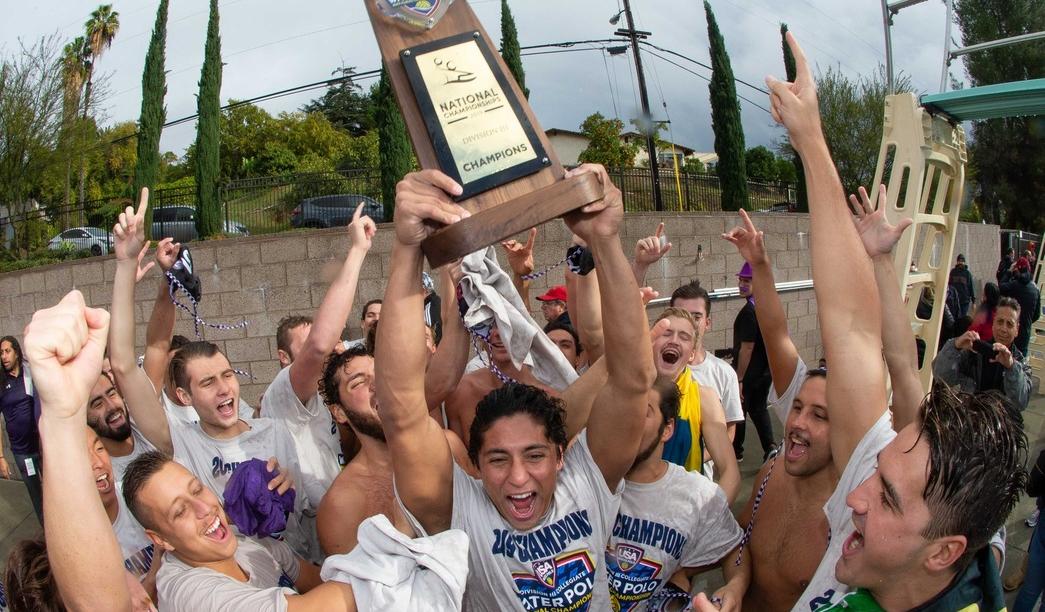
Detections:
134,0,168,237
195,0,222,238
745,146,778,182
705,1,747,211
780,23,808,211
682,157,706,174
578,113,637,168
302,67,374,135
774,157,797,184
956,0,1045,231
500,0,528,99
376,67,414,219
78,4,119,207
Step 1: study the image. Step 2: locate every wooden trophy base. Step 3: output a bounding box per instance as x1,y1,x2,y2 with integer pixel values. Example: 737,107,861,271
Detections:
421,172,602,267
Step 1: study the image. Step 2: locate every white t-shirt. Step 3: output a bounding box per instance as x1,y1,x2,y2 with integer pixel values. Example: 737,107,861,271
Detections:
690,353,743,424
156,536,300,612
402,431,621,611
162,389,253,426
260,366,344,509
109,422,158,486
768,357,809,426
607,463,742,611
795,411,896,611
113,488,156,580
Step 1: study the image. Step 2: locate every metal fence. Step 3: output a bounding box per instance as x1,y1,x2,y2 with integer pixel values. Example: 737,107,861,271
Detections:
0,167,793,261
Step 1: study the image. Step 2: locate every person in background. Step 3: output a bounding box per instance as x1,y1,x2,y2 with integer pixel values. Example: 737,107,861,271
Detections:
969,282,1001,340
1014,448,1045,611
535,285,570,326
998,247,1015,284
949,253,975,317
0,336,42,521
732,262,776,462
1000,256,1041,357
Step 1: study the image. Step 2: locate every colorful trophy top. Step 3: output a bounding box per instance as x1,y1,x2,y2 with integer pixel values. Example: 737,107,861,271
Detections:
375,0,454,30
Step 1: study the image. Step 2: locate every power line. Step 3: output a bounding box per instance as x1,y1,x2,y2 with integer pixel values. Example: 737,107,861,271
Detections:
640,48,771,114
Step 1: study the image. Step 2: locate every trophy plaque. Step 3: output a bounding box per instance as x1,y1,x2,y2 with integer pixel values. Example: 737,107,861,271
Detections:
367,0,604,267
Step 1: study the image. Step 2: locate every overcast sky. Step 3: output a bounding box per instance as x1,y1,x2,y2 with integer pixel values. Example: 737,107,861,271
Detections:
1,0,967,159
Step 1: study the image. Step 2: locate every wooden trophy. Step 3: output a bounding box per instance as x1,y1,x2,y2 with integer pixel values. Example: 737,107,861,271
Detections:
366,0,604,267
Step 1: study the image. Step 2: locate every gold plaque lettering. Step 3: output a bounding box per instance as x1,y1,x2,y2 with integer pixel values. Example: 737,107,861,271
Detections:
413,39,538,184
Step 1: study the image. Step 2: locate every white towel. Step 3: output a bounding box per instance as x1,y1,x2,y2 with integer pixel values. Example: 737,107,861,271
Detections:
458,246,579,391
319,514,470,611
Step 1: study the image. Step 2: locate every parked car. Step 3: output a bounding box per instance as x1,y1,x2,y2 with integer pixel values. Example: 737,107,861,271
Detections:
290,194,384,229
151,206,250,242
47,227,113,256
763,201,797,213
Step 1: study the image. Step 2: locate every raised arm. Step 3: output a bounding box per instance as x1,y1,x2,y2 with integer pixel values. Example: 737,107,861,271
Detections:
141,237,180,396
723,210,800,397
699,385,740,504
632,222,672,285
567,262,605,363
849,185,921,430
425,263,470,415
767,33,888,471
289,205,375,403
501,227,536,307
25,291,131,612
110,191,173,454
375,170,470,535
565,164,657,490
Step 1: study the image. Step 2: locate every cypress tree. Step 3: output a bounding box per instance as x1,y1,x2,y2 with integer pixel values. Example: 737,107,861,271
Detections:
376,67,414,221
195,0,222,238
499,0,528,98
134,0,169,236
704,1,747,211
781,23,808,212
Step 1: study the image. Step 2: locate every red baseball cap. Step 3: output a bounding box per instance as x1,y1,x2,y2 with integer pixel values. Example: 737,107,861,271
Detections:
1016,257,1031,271
536,285,568,302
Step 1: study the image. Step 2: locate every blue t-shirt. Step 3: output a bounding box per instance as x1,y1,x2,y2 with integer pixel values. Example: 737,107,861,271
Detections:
0,367,40,455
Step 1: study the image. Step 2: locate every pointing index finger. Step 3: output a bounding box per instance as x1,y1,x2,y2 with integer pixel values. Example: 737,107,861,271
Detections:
739,209,757,235
136,188,150,219
352,202,364,222
786,31,812,84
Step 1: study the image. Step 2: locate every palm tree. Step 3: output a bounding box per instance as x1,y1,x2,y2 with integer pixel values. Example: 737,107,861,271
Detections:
78,4,119,208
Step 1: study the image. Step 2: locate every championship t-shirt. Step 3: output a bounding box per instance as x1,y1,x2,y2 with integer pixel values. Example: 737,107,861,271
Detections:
796,411,896,611
112,486,155,580
156,535,300,612
607,463,742,611
403,431,621,611
109,421,159,487
260,366,344,508
690,354,743,424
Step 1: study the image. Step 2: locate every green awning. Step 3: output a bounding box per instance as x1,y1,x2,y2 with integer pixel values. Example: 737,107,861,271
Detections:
921,79,1045,121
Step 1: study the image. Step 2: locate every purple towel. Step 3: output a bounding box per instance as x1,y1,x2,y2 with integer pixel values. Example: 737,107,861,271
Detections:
223,458,296,538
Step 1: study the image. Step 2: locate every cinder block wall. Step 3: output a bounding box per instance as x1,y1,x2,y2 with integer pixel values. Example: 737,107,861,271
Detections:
0,214,999,404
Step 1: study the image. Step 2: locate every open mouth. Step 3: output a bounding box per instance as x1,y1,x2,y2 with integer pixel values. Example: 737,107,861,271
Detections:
216,398,236,419
506,492,537,522
203,515,230,542
660,347,681,365
95,471,111,493
785,432,809,461
842,527,864,559
105,410,126,429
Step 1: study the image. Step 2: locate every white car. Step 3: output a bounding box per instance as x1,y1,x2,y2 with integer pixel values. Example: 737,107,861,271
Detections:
47,227,113,256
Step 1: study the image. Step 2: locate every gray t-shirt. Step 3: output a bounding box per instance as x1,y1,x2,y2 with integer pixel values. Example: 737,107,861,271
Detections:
768,357,809,426
260,366,343,509
402,431,621,611
113,486,155,580
156,536,300,612
795,411,895,611
109,422,158,487
607,462,742,611
690,353,743,424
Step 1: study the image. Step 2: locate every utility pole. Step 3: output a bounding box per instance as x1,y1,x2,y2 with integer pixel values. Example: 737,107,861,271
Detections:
613,0,663,211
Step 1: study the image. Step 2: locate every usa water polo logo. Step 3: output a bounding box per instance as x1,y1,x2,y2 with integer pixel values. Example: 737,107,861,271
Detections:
389,0,441,17
512,550,596,611
606,545,665,611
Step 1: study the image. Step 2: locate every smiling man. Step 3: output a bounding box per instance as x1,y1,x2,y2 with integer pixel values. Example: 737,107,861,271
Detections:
375,165,655,610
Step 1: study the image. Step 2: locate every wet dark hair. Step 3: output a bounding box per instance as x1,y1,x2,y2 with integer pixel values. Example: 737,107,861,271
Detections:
121,450,175,531
806,367,827,379
276,315,313,357
468,383,568,466
319,345,371,408
361,299,382,321
543,321,582,355
4,536,64,612
915,385,1027,571
167,341,222,392
169,334,192,352
652,375,681,426
670,279,711,317
0,335,23,366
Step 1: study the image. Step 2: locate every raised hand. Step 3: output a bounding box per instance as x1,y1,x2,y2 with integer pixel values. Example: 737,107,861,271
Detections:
635,222,672,266
23,291,110,421
348,202,377,252
640,286,659,306
765,32,822,153
114,189,156,282
154,237,181,273
563,164,623,242
849,184,912,259
501,227,537,277
393,170,470,246
722,209,768,266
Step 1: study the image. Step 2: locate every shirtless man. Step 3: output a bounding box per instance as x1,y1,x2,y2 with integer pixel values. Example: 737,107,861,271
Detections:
315,345,472,555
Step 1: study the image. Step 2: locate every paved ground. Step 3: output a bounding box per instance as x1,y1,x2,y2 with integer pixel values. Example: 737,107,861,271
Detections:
2,390,1043,604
